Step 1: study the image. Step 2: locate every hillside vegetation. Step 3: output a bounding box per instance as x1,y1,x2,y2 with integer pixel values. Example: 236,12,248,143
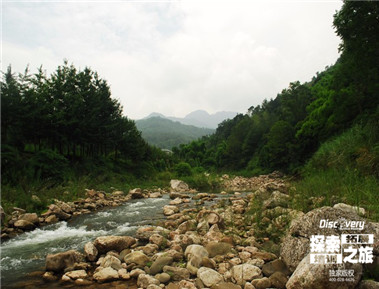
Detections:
174,1,379,218
135,116,214,149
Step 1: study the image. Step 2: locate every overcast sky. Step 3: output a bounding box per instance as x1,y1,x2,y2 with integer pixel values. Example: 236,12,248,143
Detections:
2,0,343,120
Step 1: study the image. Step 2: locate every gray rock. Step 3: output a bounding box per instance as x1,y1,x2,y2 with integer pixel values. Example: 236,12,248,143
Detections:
124,251,150,267
93,267,119,283
286,254,362,289
280,206,378,272
149,256,173,275
197,267,223,287
45,250,84,272
231,264,262,285
84,242,98,262
170,179,189,192
93,235,136,254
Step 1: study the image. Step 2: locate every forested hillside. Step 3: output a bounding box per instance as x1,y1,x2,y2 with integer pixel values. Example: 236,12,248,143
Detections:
135,116,214,149
1,62,171,211
175,0,378,176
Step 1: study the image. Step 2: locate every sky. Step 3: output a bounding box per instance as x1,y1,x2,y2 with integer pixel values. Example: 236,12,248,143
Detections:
2,0,343,120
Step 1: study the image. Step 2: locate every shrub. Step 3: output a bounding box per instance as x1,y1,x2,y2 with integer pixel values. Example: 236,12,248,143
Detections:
174,162,193,177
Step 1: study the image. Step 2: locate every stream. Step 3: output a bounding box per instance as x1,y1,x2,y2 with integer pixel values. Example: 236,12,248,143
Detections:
0,196,171,288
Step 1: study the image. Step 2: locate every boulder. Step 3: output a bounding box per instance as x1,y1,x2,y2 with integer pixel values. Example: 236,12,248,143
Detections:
47,204,71,220
333,203,366,216
19,213,39,224
149,192,162,198
93,236,136,254
45,250,84,272
286,254,362,289
129,188,144,199
185,244,209,275
280,206,378,272
14,219,35,231
124,251,150,267
137,274,160,288
197,267,223,287
93,267,119,283
84,242,98,262
170,180,189,192
231,264,262,285
100,255,122,270
149,255,173,275
163,205,179,216
44,214,59,224
163,265,190,281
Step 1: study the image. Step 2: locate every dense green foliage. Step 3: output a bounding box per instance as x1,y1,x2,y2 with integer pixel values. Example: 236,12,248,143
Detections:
1,61,172,212
135,116,214,149
175,1,378,176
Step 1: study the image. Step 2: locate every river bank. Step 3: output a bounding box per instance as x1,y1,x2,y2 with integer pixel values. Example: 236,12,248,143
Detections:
1,173,378,289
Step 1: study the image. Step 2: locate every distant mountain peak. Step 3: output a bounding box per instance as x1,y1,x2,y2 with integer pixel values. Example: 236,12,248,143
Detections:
141,109,238,129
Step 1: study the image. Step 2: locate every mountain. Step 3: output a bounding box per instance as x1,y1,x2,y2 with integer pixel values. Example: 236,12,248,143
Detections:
135,116,215,149
142,110,238,129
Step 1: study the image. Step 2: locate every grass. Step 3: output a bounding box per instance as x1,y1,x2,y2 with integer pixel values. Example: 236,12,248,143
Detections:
292,121,379,221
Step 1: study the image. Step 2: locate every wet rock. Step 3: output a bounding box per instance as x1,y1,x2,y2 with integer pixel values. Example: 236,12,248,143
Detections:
149,192,162,198
84,241,98,261
197,267,223,287
163,205,179,216
163,265,190,281
46,204,71,220
170,197,183,205
93,267,119,283
149,255,173,275
94,235,136,254
130,188,144,199
124,251,150,267
137,273,160,288
231,264,262,285
45,250,84,272
206,241,232,258
44,214,59,224
170,179,190,192
14,219,35,231
286,254,362,289
136,226,170,241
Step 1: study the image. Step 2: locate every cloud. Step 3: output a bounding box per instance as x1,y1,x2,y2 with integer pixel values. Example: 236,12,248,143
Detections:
2,1,342,119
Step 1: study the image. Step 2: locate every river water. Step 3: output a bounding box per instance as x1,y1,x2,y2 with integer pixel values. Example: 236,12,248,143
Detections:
0,196,171,288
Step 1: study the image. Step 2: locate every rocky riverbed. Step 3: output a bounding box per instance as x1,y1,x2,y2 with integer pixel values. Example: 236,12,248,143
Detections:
1,174,379,289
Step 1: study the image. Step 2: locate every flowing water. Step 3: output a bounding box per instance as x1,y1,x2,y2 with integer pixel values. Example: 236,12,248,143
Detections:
0,196,171,288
